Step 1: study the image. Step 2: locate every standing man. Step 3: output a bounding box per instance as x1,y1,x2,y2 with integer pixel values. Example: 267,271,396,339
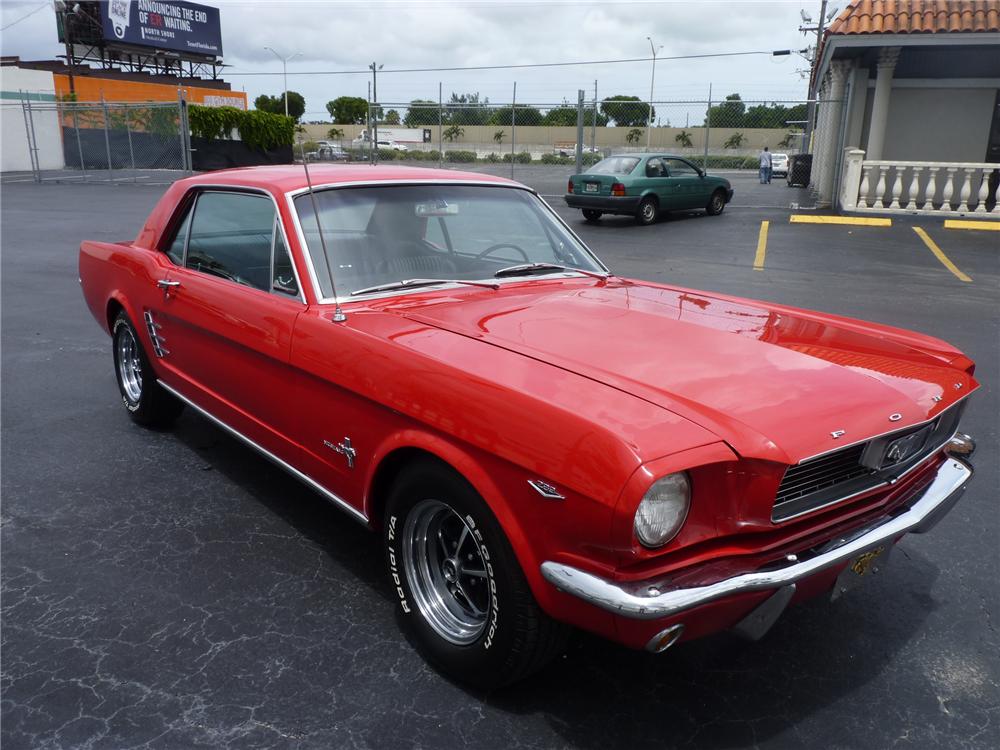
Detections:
759,146,773,184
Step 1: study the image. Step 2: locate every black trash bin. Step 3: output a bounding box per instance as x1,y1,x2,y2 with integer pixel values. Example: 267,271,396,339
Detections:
787,153,812,187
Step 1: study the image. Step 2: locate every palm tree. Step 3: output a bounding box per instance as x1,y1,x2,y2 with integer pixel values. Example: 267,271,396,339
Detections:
626,128,644,145
327,127,345,142
443,125,465,142
493,129,506,146
723,132,746,149
674,130,693,148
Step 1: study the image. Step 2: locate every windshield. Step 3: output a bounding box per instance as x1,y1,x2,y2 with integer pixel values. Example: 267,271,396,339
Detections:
587,156,640,175
294,184,606,298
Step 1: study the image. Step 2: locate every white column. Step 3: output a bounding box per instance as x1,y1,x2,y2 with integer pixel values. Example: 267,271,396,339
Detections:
865,47,900,161
819,61,851,204
840,148,865,210
811,76,831,193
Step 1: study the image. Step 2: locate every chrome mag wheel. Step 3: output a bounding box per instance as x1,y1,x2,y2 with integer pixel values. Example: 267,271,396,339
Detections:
402,498,490,645
116,325,143,404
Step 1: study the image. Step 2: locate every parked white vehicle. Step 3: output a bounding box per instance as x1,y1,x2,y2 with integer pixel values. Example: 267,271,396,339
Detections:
771,153,789,177
377,140,408,152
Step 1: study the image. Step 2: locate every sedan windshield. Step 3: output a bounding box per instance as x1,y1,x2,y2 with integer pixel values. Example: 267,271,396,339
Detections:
587,156,640,175
294,184,606,298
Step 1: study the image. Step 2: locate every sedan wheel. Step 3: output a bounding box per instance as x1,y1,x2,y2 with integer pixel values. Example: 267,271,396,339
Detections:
582,209,603,223
706,189,727,216
635,197,658,226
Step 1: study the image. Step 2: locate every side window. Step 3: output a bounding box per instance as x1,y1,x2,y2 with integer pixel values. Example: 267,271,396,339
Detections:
666,158,700,177
271,222,299,297
645,158,665,178
165,205,192,265
186,192,275,291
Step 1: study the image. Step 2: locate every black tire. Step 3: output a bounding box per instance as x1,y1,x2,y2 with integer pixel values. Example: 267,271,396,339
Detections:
635,196,658,225
706,189,727,216
582,209,603,223
112,311,184,428
383,459,567,689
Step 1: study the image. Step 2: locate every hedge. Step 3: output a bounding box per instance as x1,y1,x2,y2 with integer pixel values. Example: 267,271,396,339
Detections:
188,105,295,151
445,150,477,163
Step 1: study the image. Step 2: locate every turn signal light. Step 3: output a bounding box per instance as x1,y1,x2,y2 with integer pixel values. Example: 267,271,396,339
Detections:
611,182,626,196
567,179,574,193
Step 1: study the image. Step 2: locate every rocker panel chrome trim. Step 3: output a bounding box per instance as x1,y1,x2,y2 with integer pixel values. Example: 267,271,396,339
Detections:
157,380,369,525
540,457,972,621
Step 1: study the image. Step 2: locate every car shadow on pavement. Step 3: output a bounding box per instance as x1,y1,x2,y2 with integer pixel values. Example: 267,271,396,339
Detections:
577,211,716,231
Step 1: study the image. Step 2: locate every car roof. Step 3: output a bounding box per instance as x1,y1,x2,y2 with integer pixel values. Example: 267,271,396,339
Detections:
174,165,524,193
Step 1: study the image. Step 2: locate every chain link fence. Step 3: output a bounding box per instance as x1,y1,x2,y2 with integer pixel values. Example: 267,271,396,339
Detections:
10,98,190,184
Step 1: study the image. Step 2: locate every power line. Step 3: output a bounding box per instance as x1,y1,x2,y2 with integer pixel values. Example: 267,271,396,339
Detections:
0,1,49,31
227,50,787,77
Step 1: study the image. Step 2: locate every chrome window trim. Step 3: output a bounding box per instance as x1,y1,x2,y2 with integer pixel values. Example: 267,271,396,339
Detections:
157,379,368,525
173,184,307,304
283,179,610,305
791,391,975,465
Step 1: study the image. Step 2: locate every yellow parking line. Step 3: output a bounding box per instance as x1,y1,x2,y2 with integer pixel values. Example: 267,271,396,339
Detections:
789,215,892,226
913,227,972,283
943,219,1000,231
754,220,769,271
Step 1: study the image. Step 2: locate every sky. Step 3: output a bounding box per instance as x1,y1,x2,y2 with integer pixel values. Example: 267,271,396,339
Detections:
0,0,827,120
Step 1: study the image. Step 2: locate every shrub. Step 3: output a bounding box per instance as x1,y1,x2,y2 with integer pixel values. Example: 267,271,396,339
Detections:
445,150,477,163
582,152,602,166
502,151,532,163
189,105,295,151
424,150,441,161
485,152,502,163
376,148,397,161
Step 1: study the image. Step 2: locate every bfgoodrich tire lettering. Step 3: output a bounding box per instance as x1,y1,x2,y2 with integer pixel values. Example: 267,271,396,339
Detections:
111,311,183,428
383,459,567,688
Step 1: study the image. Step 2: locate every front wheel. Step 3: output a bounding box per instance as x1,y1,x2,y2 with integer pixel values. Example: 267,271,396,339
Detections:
112,311,183,427
582,209,603,223
706,189,727,216
383,460,567,688
635,196,658,226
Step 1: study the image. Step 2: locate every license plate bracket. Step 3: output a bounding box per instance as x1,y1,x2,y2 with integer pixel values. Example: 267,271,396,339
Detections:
584,182,599,193
831,545,892,601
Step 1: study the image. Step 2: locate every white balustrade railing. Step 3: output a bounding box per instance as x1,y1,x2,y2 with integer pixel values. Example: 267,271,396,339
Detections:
841,150,999,218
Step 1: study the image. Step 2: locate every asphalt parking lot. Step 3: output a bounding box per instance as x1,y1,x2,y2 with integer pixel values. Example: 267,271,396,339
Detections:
2,175,998,750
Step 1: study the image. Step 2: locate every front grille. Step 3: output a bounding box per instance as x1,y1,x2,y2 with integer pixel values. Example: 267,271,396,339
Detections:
771,399,967,522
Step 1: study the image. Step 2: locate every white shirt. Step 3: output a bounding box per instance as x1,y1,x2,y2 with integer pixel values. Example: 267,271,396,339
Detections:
760,151,773,168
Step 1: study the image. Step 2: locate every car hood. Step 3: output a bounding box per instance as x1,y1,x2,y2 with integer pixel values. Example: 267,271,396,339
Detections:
395,279,976,464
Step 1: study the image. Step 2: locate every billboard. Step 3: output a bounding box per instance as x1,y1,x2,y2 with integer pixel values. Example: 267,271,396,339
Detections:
101,0,223,58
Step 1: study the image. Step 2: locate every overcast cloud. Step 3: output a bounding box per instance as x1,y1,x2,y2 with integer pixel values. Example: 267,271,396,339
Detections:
1,0,818,118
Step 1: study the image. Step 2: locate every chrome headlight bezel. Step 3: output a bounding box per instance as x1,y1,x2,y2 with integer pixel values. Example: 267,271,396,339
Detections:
633,472,691,548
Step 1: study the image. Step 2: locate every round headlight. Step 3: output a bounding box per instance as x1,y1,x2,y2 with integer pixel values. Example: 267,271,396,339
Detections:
634,472,690,548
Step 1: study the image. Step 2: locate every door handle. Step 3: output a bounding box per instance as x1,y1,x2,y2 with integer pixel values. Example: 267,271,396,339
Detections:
156,279,181,289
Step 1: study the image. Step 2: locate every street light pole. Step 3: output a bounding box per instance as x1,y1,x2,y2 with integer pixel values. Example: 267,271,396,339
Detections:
369,62,383,161
264,47,301,118
646,36,662,149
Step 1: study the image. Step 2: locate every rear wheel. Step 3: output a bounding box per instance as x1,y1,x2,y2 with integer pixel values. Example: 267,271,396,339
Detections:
112,311,183,428
582,209,603,223
706,189,727,216
383,459,567,688
635,196,658,226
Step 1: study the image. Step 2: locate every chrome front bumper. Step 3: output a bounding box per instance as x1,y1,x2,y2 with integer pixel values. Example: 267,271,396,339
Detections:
540,456,973,621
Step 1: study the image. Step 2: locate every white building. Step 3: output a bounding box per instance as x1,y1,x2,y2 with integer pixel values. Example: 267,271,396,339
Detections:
1,61,65,173
809,0,1000,216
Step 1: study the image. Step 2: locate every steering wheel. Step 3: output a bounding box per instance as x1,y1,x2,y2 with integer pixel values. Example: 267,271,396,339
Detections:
476,243,529,261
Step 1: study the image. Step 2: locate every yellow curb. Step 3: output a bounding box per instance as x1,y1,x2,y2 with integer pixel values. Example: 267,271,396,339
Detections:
789,215,892,226
943,219,1000,231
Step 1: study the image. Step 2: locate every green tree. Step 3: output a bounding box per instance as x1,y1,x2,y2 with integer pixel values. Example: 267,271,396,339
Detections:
675,130,693,148
446,92,493,126
384,109,401,125
327,126,345,140
600,96,653,127
778,130,801,147
326,96,368,124
254,91,305,122
723,132,746,148
625,128,644,145
442,124,465,142
706,93,745,128
487,106,543,126
404,100,439,127
541,106,609,127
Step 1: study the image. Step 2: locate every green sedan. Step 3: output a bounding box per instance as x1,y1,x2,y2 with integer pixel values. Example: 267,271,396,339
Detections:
564,154,734,225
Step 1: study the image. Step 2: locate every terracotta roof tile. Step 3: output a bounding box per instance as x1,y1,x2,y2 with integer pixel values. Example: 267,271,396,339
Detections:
826,0,1000,34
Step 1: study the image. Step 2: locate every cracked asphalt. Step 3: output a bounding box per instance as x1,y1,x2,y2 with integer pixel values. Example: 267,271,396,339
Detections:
2,174,998,749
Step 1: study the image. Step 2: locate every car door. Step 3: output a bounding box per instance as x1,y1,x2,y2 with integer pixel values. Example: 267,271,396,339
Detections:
149,188,306,458
635,157,676,208
665,157,710,208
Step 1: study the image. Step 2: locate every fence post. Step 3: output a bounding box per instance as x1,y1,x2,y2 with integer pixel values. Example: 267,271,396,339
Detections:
575,89,585,175
101,95,114,181
20,93,40,182
510,82,516,179
703,84,712,172
438,82,443,168
72,105,87,181
125,106,138,182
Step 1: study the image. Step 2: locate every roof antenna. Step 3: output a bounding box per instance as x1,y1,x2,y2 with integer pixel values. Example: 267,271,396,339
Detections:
298,139,346,322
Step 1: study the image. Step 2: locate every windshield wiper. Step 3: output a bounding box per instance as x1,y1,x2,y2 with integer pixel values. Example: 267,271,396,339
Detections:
494,262,611,280
350,278,500,296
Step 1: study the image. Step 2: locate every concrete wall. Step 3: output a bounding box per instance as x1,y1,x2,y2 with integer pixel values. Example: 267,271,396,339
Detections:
882,87,995,162
1,66,64,172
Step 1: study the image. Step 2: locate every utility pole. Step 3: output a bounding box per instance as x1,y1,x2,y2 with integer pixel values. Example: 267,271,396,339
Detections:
646,36,662,149
800,1,831,151
591,80,597,153
61,8,75,96
370,61,383,159
264,47,301,117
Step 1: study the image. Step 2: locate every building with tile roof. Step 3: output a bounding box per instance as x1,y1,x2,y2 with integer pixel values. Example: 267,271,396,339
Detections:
808,0,1000,210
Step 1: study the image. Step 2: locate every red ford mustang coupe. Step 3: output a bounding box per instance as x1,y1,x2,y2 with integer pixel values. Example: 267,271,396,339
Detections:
79,165,977,688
